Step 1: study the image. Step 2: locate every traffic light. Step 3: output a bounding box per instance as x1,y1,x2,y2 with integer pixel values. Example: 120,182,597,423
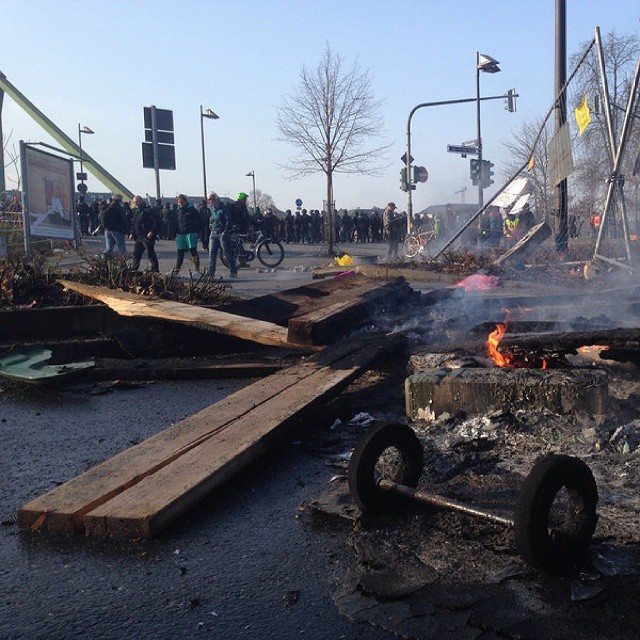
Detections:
400,167,407,192
470,158,480,185
505,88,517,113
481,159,494,187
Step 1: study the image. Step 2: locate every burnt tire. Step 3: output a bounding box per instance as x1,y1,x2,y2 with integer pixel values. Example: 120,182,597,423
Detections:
514,454,598,573
348,423,424,513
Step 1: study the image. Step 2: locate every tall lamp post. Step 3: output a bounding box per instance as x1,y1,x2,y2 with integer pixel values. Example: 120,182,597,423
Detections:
246,170,257,213
476,52,500,208
78,124,94,195
200,105,219,201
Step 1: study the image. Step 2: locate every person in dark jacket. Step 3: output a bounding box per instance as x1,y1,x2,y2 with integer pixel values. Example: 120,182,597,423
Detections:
198,199,211,250
100,194,128,255
206,192,237,278
171,194,201,275
130,195,159,272
76,197,90,236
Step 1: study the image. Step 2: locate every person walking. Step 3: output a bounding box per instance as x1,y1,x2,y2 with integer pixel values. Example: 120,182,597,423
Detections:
206,192,237,278
171,194,201,276
101,194,128,256
130,195,159,272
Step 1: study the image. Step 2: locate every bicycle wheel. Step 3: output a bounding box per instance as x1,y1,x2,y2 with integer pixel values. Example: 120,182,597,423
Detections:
220,249,229,268
403,235,420,258
256,239,285,267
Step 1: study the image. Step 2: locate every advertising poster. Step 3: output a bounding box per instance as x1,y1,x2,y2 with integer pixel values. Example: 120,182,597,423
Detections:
23,145,76,239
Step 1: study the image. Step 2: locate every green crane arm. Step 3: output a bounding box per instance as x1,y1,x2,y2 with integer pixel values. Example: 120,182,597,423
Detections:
0,71,133,200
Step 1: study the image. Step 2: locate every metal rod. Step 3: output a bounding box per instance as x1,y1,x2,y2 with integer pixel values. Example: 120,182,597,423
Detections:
379,479,514,528
151,105,161,203
554,0,568,253
476,51,483,209
200,105,207,201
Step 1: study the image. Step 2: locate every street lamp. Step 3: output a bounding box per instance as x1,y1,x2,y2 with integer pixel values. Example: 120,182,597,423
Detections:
476,52,500,207
245,170,257,213
200,105,219,201
78,124,94,195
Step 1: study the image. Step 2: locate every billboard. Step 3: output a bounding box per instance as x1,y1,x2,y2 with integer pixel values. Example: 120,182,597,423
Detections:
22,144,76,240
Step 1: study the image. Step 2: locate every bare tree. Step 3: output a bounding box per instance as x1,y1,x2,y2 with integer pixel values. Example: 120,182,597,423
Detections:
276,45,389,253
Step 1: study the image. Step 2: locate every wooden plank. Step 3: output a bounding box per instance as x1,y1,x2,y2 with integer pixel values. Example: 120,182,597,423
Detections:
57,280,298,348
287,279,415,345
492,221,552,266
223,272,384,325
16,336,377,533
83,337,399,538
91,361,284,381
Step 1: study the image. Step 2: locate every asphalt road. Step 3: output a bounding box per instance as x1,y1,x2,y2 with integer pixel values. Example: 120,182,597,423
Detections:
75,237,390,298
1,377,395,640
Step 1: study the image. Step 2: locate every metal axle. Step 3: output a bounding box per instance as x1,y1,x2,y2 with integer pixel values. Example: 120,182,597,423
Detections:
379,479,515,529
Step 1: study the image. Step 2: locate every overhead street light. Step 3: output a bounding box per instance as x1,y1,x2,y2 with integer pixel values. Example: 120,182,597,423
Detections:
200,105,219,201
77,124,94,195
476,51,501,207
246,170,257,213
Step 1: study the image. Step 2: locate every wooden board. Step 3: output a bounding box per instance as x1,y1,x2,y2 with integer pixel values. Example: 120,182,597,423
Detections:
57,280,298,348
492,221,552,266
17,335,400,536
83,337,396,538
287,279,416,345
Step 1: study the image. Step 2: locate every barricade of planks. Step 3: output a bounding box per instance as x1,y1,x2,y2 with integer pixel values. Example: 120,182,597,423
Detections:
59,274,416,347
18,333,404,539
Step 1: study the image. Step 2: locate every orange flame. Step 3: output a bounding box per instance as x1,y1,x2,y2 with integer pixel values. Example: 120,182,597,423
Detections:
486,322,513,367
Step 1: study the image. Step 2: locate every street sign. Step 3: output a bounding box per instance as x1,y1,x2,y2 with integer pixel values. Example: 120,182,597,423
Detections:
447,144,479,156
400,152,414,164
76,172,87,181
77,183,88,194
295,198,303,207
144,130,175,144
143,107,174,132
142,142,176,170
415,166,429,183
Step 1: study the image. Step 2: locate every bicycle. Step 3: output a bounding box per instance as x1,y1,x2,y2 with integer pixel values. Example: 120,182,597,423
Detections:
403,224,437,259
220,229,285,269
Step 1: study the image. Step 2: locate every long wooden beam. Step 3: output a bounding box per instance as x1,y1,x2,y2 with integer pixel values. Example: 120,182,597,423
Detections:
57,280,300,349
18,335,402,537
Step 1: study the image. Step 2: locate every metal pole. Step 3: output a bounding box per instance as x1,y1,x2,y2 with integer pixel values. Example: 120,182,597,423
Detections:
19,140,32,259
594,27,633,264
252,171,257,213
554,0,568,253
406,118,413,235
151,105,161,202
0,88,5,196
200,105,207,200
404,93,508,237
78,123,84,195
476,51,484,208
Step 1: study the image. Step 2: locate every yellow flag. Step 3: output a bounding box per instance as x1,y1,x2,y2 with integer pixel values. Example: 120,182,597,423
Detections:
527,156,535,171
574,94,591,135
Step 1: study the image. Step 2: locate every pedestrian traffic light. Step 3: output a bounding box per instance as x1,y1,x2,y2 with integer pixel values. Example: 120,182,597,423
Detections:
505,88,517,113
400,167,408,192
470,158,481,186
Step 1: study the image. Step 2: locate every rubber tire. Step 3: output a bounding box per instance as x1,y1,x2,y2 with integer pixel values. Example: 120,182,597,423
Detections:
256,239,285,268
403,236,420,258
220,244,241,269
348,423,424,513
514,454,598,573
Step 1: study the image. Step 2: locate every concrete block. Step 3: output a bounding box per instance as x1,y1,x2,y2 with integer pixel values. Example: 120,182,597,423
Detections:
405,367,608,421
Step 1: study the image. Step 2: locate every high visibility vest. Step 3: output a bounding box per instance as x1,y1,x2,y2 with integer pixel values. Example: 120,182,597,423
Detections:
504,217,520,239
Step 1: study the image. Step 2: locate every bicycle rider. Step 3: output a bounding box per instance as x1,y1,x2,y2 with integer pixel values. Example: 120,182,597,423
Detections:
206,192,237,278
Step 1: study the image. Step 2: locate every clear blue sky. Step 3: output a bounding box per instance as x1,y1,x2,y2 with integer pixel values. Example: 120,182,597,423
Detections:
1,1,638,211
